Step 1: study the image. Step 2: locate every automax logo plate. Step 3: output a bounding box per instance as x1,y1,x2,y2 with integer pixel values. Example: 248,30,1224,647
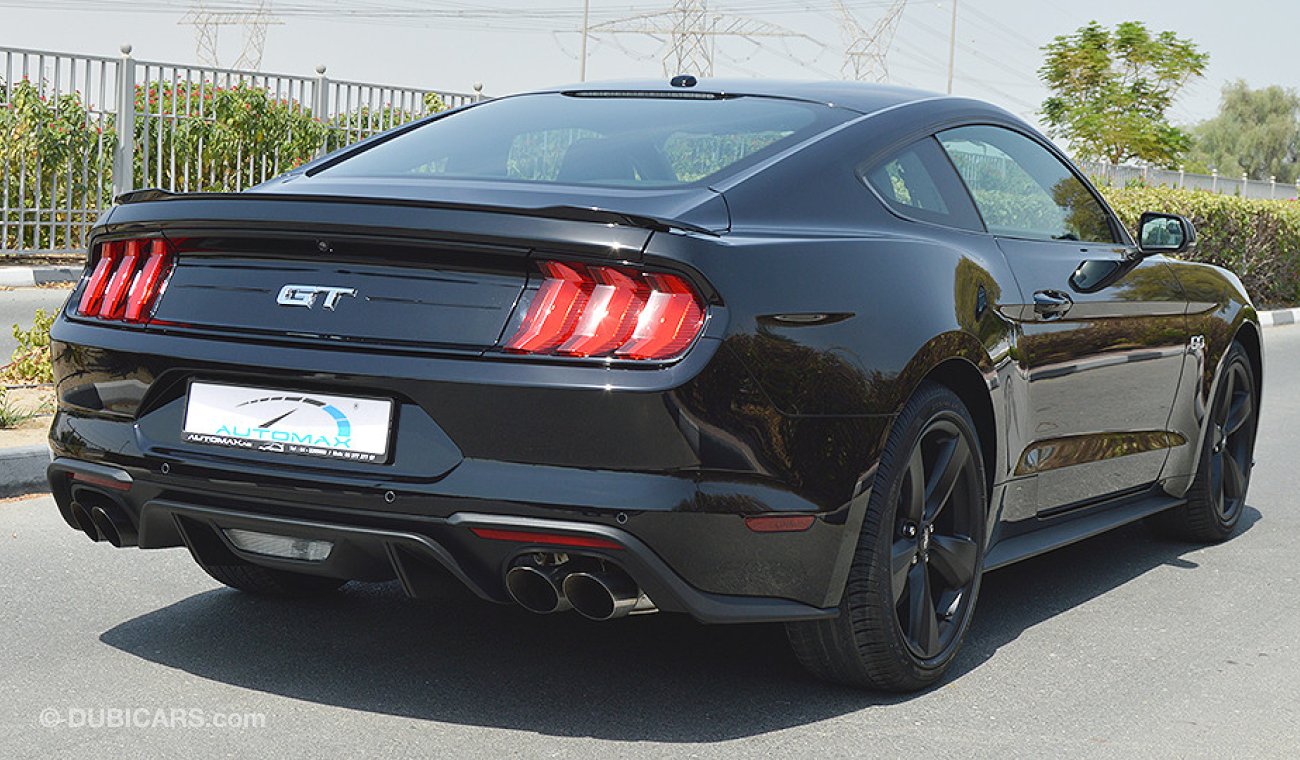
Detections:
182,382,394,463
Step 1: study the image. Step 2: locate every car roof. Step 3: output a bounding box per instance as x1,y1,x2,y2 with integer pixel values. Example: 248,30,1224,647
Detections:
528,78,952,115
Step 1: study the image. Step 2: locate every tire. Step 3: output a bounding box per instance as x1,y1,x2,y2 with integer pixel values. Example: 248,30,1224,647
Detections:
198,559,348,597
787,382,987,691
1156,342,1258,543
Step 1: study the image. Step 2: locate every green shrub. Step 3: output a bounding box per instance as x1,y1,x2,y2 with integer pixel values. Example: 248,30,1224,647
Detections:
0,386,37,429
1100,185,1300,308
3,309,55,384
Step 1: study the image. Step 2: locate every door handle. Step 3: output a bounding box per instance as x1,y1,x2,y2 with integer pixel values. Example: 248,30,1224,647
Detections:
1033,290,1073,318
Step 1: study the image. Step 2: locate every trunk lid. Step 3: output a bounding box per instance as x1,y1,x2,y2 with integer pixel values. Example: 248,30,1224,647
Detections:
96,185,724,352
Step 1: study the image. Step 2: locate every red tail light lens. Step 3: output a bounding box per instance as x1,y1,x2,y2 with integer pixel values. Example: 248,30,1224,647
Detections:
504,261,706,361
76,237,176,324
77,241,122,316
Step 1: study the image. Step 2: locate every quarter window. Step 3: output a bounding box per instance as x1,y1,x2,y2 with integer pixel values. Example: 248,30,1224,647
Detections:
937,126,1116,243
862,137,983,231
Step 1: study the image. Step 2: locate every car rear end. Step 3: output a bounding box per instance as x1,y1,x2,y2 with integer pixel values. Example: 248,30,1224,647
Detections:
47,87,871,623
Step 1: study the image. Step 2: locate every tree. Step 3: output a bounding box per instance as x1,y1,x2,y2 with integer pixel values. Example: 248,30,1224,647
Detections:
1039,21,1208,166
1185,81,1300,183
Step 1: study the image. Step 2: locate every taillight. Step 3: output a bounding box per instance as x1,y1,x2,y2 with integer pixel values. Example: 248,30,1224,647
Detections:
76,237,176,324
504,261,706,361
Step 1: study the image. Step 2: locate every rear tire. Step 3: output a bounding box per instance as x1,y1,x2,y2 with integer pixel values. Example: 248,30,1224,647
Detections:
787,382,987,691
1156,342,1258,543
198,560,347,597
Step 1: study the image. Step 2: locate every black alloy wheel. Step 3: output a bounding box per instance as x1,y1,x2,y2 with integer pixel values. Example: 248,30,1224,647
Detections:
1207,357,1255,524
891,418,982,660
786,382,987,691
1158,342,1258,543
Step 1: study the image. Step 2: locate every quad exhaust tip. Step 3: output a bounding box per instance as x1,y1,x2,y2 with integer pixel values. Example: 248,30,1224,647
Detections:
69,497,138,548
505,565,573,615
563,570,657,621
89,505,138,548
505,561,658,619
69,501,103,543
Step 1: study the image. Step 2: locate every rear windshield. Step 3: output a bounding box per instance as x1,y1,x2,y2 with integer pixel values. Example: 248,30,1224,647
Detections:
319,92,848,188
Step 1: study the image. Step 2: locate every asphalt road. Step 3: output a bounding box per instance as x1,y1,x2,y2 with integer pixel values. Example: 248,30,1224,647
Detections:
0,287,71,361
3,327,1299,759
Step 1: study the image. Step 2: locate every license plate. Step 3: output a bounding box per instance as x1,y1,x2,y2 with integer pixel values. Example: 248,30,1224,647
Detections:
182,382,394,463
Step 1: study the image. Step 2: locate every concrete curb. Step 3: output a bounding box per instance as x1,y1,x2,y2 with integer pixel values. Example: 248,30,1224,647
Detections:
1259,307,1300,328
0,445,50,498
0,266,80,287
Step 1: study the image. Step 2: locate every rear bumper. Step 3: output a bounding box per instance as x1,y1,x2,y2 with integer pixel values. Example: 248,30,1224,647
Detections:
48,456,845,623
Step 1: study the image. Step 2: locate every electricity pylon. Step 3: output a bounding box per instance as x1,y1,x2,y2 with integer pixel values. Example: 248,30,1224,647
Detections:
837,0,908,82
587,0,820,78
179,0,280,70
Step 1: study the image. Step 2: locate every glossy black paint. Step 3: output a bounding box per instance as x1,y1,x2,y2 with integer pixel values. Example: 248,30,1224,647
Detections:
48,80,1261,621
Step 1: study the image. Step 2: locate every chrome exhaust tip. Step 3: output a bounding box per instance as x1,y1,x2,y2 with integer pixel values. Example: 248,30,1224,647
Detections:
562,570,657,621
505,565,573,614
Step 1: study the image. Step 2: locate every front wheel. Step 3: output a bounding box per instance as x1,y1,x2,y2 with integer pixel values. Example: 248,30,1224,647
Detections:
1156,342,1258,543
787,382,987,691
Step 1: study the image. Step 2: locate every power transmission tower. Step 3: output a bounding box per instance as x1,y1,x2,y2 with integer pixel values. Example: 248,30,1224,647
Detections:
837,0,908,82
180,0,281,70
588,1,821,78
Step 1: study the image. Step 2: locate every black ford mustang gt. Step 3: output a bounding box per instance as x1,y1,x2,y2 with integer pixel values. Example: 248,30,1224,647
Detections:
48,79,1262,691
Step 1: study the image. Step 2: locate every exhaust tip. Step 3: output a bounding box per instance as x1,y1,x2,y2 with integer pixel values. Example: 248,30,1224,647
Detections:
88,504,138,548
70,502,103,543
505,565,571,614
564,570,644,621
89,507,123,548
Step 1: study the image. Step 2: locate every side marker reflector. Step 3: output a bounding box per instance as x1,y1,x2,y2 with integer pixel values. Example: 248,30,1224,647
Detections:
744,515,816,533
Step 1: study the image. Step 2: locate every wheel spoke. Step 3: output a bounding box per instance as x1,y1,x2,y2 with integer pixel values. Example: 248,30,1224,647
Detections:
905,562,940,657
925,434,970,523
1224,391,1253,437
890,539,915,603
928,534,978,589
1223,451,1247,503
903,446,925,523
1215,369,1236,427
1210,452,1226,515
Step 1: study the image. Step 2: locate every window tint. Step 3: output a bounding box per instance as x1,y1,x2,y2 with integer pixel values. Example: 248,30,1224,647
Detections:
937,125,1116,243
322,93,851,188
862,137,983,231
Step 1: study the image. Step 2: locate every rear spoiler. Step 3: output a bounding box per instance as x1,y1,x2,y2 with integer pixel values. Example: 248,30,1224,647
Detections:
114,188,719,237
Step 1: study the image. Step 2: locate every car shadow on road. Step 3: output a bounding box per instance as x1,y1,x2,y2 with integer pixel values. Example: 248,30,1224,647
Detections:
99,506,1260,742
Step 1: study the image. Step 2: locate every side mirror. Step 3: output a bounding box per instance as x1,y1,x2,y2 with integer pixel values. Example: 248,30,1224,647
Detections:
1137,212,1196,256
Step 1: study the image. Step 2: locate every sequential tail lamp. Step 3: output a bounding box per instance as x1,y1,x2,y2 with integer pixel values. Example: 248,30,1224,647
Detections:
76,238,176,324
469,527,624,551
504,260,706,361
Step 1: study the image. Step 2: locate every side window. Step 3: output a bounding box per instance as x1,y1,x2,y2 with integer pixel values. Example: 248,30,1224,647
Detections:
862,137,983,231
936,125,1117,244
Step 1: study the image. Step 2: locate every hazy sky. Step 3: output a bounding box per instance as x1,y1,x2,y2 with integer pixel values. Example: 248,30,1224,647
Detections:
2,0,1294,129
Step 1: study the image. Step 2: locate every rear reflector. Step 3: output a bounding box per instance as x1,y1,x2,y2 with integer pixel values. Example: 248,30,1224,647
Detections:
504,260,705,361
744,515,816,533
69,471,133,492
76,237,176,324
470,527,624,550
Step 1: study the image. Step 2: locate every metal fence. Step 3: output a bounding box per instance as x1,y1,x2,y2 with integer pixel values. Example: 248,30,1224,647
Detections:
1,44,482,255
1077,160,1300,201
